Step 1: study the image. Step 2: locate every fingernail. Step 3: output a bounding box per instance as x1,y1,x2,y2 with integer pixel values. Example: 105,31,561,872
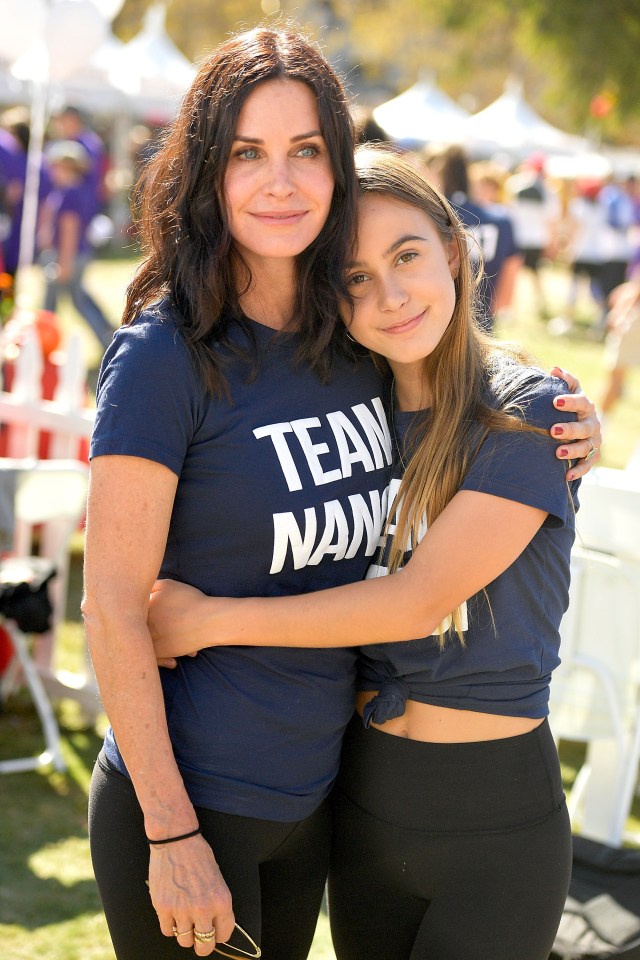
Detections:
553,427,564,436
558,448,568,457
555,398,566,407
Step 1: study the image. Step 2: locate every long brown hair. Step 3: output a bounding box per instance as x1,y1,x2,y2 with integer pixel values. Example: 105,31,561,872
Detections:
352,145,549,642
125,27,359,395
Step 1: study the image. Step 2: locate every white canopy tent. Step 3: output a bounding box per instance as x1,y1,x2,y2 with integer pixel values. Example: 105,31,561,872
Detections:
0,4,196,121
105,4,196,122
372,75,470,148
465,78,589,160
47,4,196,122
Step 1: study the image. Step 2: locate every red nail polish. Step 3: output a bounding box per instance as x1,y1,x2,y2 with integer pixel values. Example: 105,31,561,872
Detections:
558,448,568,457
556,398,566,407
553,427,564,436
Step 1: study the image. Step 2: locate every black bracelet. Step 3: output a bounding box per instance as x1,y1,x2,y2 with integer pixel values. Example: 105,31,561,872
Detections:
147,827,201,846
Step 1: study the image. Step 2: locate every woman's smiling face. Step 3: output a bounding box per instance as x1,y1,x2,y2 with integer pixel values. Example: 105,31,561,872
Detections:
223,78,335,269
343,193,460,379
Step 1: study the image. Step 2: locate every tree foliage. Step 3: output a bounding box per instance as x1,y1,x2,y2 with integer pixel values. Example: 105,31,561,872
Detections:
427,0,640,138
112,0,640,144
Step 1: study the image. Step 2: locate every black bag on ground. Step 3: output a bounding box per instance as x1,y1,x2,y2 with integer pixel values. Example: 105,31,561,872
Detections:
550,835,640,959
0,557,56,634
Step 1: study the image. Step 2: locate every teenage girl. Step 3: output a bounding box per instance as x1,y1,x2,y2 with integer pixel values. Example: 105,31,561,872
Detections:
149,144,585,960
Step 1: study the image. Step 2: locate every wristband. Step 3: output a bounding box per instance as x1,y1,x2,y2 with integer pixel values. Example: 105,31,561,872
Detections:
147,827,201,846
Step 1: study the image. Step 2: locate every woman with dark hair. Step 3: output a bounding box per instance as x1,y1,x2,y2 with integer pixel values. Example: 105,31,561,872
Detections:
84,26,599,960
84,29,387,960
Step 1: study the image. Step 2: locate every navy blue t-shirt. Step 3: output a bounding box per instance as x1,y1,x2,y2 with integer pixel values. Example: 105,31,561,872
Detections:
358,370,580,723
90,303,392,820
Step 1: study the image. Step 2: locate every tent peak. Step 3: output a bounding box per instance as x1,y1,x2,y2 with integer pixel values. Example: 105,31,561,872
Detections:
143,4,168,36
503,75,524,99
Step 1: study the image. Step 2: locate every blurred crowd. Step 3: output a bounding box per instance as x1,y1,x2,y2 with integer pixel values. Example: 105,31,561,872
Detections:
0,104,159,353
1,102,639,398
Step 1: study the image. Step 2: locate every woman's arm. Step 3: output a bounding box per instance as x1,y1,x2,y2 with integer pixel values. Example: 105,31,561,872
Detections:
149,489,547,657
549,369,601,479
83,455,234,945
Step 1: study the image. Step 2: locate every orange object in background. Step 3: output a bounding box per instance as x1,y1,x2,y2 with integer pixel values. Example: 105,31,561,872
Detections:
33,310,63,358
2,309,62,360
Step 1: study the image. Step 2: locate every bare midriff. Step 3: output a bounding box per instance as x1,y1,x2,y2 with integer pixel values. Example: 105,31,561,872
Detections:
355,691,544,743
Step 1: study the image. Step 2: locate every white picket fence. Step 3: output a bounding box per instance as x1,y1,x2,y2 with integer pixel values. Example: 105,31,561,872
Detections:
0,324,95,460
0,324,99,728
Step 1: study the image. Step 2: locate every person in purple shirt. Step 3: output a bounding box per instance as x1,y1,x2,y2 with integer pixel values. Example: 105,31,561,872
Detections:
38,140,113,350
0,107,53,279
0,125,25,275
49,106,105,221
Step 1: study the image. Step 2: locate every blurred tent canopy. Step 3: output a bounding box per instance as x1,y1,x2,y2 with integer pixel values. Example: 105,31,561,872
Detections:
372,74,597,165
0,3,195,122
372,74,470,149
464,78,589,160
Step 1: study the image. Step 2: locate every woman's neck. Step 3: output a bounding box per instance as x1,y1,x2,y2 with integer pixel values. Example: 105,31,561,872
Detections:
236,255,297,331
391,364,431,412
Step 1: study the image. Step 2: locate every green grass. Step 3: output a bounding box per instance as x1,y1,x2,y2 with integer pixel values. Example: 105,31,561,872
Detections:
1,256,639,959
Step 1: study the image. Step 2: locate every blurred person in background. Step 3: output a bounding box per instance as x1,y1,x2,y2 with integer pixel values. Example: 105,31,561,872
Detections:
430,146,521,333
600,264,640,434
38,140,113,351
506,154,561,320
49,105,106,222
598,174,638,312
469,160,521,325
550,179,607,338
0,106,52,282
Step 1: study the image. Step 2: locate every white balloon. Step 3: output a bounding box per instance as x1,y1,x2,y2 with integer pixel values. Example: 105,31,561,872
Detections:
46,0,108,81
87,0,125,20
0,0,46,64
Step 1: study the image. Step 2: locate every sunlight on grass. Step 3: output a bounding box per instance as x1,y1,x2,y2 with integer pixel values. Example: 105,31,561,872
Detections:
29,837,94,885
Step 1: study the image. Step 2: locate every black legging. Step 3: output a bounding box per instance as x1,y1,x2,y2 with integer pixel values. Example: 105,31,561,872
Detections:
328,717,572,960
88,752,331,960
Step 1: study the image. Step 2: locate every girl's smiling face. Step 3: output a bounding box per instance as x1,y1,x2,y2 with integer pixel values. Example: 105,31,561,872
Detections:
344,193,460,385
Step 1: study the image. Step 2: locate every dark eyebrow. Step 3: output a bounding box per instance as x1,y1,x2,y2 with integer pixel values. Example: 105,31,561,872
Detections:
348,234,429,269
385,234,428,256
232,129,323,144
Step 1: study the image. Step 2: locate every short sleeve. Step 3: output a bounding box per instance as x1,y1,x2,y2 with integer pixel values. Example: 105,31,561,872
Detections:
460,373,578,527
90,309,203,476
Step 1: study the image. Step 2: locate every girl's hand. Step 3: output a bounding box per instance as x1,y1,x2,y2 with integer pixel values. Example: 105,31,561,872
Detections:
149,579,206,659
150,581,242,665
550,367,602,481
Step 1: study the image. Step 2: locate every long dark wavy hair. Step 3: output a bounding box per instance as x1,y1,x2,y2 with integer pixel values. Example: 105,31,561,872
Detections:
124,26,359,395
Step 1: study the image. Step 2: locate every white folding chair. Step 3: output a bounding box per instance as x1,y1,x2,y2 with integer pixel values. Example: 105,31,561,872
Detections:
549,467,640,846
573,465,640,562
0,458,90,774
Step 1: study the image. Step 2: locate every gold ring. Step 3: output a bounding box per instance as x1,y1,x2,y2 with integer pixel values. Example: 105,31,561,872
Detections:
173,925,193,938
585,438,598,461
193,928,216,943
